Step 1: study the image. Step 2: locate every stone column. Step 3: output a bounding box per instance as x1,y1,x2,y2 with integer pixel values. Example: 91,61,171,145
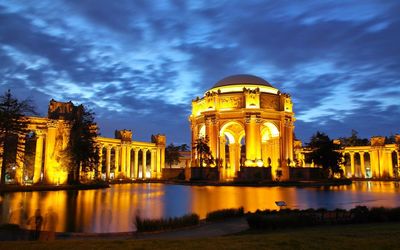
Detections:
387,151,393,178
15,135,26,184
142,149,148,179
205,116,218,161
219,137,226,179
245,115,261,165
150,150,156,179
126,147,131,178
228,143,236,178
133,149,139,179
98,147,103,178
191,123,199,167
44,120,57,183
114,147,120,177
350,152,355,178
106,147,111,180
121,145,126,177
360,152,366,178
161,146,165,171
33,130,44,184
156,147,162,178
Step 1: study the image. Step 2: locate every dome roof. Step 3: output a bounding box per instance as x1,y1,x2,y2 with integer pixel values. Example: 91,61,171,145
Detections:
213,74,273,88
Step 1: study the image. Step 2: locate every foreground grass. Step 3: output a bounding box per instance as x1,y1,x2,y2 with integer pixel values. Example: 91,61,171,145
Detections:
1,222,399,250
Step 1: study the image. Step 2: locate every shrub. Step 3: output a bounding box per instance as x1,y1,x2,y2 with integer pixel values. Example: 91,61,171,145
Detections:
206,207,244,222
368,207,389,222
135,213,199,232
350,206,369,223
246,212,318,230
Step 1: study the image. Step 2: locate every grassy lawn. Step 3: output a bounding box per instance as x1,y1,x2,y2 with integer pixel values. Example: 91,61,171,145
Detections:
1,222,399,250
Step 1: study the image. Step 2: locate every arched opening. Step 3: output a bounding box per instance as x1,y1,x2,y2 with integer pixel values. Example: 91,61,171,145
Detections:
344,153,351,177
137,149,143,179
110,148,116,179
392,151,399,178
101,147,107,179
23,131,37,183
354,152,361,177
219,121,245,179
146,150,151,178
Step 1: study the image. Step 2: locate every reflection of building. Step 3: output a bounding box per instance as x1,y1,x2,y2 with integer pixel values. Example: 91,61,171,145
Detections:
1,100,166,185
295,136,400,179
189,75,295,180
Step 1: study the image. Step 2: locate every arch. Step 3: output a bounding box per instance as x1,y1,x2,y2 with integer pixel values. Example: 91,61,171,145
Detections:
261,121,279,142
219,121,245,136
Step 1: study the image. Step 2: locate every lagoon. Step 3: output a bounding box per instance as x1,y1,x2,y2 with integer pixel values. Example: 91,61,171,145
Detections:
1,181,400,233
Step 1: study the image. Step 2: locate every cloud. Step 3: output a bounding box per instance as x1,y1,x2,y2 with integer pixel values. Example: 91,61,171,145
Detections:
0,0,399,144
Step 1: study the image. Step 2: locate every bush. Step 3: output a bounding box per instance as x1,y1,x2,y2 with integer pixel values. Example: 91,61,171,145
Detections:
206,207,244,222
246,212,318,230
135,213,199,232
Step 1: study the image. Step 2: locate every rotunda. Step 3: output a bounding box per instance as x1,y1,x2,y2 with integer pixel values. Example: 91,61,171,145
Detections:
189,74,295,181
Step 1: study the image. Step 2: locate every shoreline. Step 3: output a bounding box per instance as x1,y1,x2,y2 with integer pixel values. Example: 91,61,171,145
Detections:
2,178,399,193
0,182,110,193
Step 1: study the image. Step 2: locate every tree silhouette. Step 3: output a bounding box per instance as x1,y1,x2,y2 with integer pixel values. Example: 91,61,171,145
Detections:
65,105,100,184
193,136,214,167
165,143,181,168
0,90,36,184
308,131,343,178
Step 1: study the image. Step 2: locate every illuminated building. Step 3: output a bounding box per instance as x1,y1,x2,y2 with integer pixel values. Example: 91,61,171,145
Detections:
189,75,295,181
1,100,166,185
295,136,400,179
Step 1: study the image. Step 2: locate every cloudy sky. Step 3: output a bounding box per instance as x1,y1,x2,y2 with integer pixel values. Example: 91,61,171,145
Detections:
0,0,399,144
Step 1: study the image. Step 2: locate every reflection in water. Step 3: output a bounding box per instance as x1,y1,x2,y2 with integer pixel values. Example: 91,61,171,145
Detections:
1,181,400,233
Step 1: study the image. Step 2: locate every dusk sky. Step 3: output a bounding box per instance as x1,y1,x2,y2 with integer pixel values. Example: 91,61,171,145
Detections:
0,0,399,145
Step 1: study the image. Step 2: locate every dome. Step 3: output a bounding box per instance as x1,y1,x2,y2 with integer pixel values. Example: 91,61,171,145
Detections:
213,74,273,88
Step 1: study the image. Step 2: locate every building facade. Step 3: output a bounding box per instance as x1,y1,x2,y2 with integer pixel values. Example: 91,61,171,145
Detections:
294,136,400,179
189,75,295,181
0,100,166,185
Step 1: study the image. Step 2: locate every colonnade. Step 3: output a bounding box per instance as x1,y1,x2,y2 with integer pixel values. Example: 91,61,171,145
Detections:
295,136,400,179
97,139,165,180
0,116,166,185
343,145,398,179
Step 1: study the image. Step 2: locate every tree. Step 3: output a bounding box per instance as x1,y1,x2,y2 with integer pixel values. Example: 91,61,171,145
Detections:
165,143,181,168
339,129,369,146
193,137,214,167
0,90,36,185
307,131,343,178
65,105,100,184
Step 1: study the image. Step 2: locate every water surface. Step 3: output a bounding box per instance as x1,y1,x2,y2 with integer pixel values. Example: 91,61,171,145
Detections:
1,181,400,233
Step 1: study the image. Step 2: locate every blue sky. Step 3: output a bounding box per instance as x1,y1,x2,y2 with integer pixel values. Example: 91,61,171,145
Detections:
0,0,399,144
